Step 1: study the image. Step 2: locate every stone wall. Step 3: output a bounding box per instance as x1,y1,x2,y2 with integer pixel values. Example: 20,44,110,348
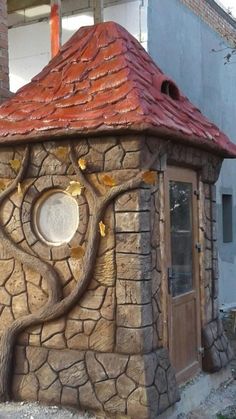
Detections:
12,346,179,417
0,134,231,417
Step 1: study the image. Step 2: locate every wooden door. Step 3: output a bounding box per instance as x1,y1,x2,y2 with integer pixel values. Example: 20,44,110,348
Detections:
165,167,201,384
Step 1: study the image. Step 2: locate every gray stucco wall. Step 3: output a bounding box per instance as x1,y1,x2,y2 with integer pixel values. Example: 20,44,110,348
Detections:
148,0,236,305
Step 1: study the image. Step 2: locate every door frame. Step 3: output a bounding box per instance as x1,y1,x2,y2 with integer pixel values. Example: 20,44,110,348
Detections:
164,166,202,384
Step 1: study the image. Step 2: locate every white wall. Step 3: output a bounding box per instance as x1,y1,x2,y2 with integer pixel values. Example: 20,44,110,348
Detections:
8,0,147,92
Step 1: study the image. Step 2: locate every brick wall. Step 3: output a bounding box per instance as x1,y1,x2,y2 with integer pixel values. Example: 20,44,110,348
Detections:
0,0,9,102
180,0,236,45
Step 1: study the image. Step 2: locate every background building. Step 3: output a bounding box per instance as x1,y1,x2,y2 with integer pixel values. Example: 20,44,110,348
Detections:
6,0,236,306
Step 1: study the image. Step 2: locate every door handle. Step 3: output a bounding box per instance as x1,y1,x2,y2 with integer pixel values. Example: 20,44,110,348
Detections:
168,267,174,295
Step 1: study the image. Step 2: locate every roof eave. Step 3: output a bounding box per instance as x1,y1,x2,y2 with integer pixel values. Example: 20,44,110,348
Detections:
0,124,234,159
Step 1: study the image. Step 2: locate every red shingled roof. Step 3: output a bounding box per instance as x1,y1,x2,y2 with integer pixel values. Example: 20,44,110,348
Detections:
0,21,235,157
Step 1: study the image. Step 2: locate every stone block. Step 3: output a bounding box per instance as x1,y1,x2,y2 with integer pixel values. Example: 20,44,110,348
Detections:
65,319,83,339
59,361,88,387
0,259,14,286
80,287,106,310
79,381,102,410
104,395,126,414
27,282,47,312
89,318,114,351
26,346,48,372
61,386,78,406
116,374,136,399
158,393,169,414
116,232,150,254
122,151,140,169
104,144,125,171
115,189,151,212
116,326,153,354
166,366,180,405
116,279,152,305
156,348,170,370
120,137,143,152
86,351,107,382
127,353,156,386
127,387,149,419
38,379,61,405
115,211,150,233
67,334,89,350
95,379,116,403
48,349,84,372
36,362,57,390
12,293,28,318
12,373,39,401
116,253,152,280
42,333,66,349
0,287,10,305
41,318,65,343
117,303,153,328
155,366,167,394
96,353,128,379
5,262,26,295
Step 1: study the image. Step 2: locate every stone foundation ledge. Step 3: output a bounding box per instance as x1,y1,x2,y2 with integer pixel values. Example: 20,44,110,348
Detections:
13,346,180,418
202,318,234,373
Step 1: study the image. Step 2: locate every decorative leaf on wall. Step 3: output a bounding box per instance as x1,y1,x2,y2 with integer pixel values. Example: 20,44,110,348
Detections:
9,159,21,173
78,158,87,171
54,146,68,161
70,246,85,259
66,180,84,196
0,180,6,192
142,171,156,185
99,221,106,237
102,174,116,187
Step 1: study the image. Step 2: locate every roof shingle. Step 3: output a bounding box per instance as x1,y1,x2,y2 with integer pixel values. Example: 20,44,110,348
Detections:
0,21,235,157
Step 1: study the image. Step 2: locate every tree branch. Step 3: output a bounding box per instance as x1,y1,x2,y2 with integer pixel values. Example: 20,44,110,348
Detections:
0,145,161,401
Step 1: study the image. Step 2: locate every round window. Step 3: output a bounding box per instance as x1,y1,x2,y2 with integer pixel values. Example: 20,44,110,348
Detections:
34,190,79,246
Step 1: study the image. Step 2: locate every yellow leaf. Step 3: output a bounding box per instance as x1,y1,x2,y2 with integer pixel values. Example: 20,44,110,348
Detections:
66,181,83,196
99,221,106,237
54,146,68,161
9,159,21,172
142,171,156,185
78,158,87,171
102,174,116,187
0,180,6,192
70,246,85,259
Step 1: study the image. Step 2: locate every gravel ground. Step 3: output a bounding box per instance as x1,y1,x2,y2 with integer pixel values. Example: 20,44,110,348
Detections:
0,402,96,419
178,377,236,418
1,380,236,418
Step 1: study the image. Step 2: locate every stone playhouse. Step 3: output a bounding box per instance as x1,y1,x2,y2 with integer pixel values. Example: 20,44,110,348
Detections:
0,21,234,419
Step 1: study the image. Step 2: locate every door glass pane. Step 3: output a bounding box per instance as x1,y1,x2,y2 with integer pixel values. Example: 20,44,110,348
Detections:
169,181,193,297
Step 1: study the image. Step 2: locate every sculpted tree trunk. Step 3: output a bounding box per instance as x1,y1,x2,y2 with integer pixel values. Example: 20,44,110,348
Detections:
0,142,160,401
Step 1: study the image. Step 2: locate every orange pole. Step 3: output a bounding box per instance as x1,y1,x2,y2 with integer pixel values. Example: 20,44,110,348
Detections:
50,0,61,58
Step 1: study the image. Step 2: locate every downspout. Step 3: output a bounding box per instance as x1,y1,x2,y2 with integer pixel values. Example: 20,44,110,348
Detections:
50,0,62,58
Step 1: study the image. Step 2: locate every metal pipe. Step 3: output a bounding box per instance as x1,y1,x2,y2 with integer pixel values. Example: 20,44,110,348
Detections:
50,0,61,58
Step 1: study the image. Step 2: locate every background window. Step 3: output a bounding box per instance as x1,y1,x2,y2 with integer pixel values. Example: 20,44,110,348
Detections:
222,194,233,243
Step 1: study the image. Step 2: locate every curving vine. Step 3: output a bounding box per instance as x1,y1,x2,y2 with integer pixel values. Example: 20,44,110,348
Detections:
0,141,160,401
